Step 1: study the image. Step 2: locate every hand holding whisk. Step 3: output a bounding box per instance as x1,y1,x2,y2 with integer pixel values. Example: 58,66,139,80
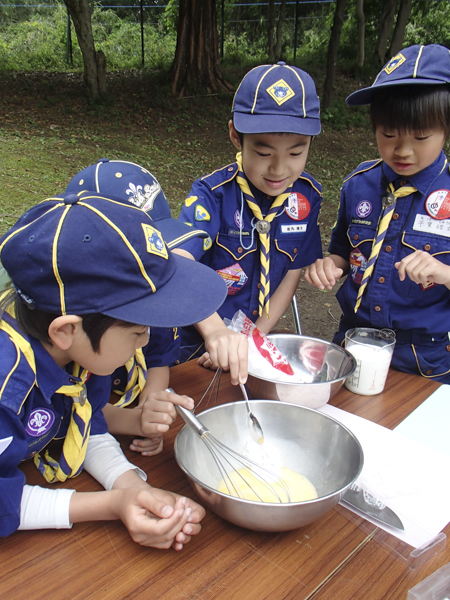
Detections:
169,389,291,503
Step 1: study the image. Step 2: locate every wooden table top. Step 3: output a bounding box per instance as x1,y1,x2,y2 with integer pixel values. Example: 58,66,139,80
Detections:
1,363,447,600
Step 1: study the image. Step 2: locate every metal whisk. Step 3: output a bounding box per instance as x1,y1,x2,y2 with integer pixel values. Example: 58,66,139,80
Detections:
174,402,291,503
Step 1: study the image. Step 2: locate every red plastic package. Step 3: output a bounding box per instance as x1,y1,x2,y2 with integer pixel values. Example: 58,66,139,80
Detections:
225,310,294,376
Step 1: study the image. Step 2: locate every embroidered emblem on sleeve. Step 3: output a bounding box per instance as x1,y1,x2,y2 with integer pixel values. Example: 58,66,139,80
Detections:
185,196,198,207
195,205,211,221
202,237,212,252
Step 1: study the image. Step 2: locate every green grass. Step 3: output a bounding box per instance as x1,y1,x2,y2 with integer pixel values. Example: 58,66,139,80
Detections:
0,66,376,240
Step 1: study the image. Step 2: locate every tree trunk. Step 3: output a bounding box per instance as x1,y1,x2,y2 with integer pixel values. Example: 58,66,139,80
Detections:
387,0,412,59
63,0,105,103
322,0,348,109
356,0,365,68
268,0,276,63
374,0,398,65
274,0,287,62
171,0,233,97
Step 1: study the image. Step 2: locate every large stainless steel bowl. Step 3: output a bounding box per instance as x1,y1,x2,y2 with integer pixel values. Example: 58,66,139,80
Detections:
174,400,363,532
246,334,357,408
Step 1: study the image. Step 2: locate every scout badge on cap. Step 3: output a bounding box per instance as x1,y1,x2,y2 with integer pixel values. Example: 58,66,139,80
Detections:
232,61,321,136
346,44,450,106
0,191,227,328
65,159,208,249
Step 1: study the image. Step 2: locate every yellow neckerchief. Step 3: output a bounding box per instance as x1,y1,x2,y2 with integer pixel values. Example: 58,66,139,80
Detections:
235,152,293,318
354,181,417,312
0,311,92,483
111,348,147,408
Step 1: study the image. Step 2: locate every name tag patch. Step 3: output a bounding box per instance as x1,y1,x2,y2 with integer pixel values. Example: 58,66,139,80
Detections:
413,214,450,237
281,223,307,234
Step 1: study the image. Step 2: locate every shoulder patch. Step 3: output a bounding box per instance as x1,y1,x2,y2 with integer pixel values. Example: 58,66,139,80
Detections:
195,205,211,222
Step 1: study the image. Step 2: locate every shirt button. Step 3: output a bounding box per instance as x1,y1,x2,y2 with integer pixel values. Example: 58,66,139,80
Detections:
385,246,392,252
293,248,298,254
392,213,399,220
378,277,385,283
257,283,262,289
237,247,243,254
446,345,450,352
252,310,258,316
400,180,407,186
375,306,381,312
228,167,234,172
426,369,433,375
353,234,359,241
424,244,431,251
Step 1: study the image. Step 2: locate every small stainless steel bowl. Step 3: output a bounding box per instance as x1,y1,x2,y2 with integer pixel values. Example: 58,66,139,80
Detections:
174,400,363,532
246,334,357,408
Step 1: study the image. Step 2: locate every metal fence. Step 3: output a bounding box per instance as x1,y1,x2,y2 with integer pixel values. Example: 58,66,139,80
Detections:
0,0,333,66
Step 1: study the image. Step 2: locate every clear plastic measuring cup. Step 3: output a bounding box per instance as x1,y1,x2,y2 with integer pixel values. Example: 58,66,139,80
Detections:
344,328,396,396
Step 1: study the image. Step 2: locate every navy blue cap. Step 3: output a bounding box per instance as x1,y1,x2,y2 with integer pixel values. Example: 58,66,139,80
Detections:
232,61,321,136
65,159,207,249
0,191,227,328
347,44,450,106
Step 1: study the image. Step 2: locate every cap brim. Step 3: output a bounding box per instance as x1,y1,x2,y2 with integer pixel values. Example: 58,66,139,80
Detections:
155,218,208,249
233,112,321,136
102,254,227,328
346,78,449,105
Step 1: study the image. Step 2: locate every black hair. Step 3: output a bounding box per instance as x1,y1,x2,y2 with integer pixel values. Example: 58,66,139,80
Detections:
370,84,450,138
0,287,136,353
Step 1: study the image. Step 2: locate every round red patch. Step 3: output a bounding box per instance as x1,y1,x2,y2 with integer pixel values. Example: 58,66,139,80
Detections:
425,190,450,220
284,192,311,221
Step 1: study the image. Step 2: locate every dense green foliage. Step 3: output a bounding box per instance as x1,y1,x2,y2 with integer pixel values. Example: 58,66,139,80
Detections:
0,0,449,74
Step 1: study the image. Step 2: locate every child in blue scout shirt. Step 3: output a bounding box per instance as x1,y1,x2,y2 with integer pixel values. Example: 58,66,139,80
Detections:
66,159,247,455
0,190,227,547
174,61,323,364
304,44,450,383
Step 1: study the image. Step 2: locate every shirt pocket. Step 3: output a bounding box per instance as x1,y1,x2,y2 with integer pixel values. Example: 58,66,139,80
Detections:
346,224,376,286
215,232,257,262
396,230,450,299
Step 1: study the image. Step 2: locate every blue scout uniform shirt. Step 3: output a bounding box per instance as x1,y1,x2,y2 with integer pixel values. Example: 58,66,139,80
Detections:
110,327,179,391
329,150,450,381
0,321,110,536
177,161,323,360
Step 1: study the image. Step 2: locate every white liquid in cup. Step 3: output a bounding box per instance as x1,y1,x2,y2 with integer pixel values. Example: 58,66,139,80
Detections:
345,344,393,395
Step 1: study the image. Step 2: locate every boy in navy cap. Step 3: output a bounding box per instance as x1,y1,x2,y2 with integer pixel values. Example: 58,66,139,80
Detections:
174,62,323,364
0,190,227,547
66,159,248,456
304,44,450,383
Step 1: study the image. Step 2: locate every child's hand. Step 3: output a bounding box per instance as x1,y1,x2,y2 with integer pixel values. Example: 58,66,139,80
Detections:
202,329,248,385
136,389,194,451
111,488,205,550
303,257,344,290
395,250,450,288
129,435,163,456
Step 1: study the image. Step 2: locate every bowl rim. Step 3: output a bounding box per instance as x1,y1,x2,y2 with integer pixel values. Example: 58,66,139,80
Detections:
247,333,357,384
174,400,364,506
